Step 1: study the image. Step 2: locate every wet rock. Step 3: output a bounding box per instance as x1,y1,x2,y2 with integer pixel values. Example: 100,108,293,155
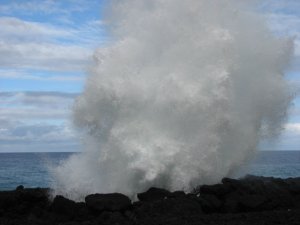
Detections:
85,193,131,212
0,176,300,224
238,194,268,211
51,195,77,217
134,196,202,220
96,211,131,225
17,188,50,205
220,176,298,213
222,177,265,195
198,194,222,213
137,187,171,202
0,191,17,211
222,192,240,213
169,191,186,198
16,185,24,191
200,183,232,198
286,177,300,195
0,188,50,216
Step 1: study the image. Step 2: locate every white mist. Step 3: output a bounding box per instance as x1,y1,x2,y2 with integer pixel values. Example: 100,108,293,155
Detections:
52,0,293,200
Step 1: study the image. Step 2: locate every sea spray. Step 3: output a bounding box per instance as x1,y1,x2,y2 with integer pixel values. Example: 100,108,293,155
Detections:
52,0,293,200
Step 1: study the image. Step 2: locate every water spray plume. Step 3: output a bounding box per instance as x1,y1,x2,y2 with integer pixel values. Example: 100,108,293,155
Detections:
53,0,294,200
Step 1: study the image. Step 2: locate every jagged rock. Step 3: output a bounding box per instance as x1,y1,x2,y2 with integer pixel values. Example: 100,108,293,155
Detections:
200,183,232,198
169,191,186,198
16,188,50,204
51,195,77,217
286,177,300,195
219,176,298,213
1,176,300,224
16,185,24,191
85,193,131,212
97,211,131,225
222,177,240,185
137,187,171,202
0,191,16,208
134,196,203,220
220,192,239,213
198,194,222,213
238,194,268,211
0,188,50,215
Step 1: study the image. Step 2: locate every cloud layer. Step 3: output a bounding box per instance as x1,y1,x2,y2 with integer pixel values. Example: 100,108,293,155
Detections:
0,0,299,154
0,91,79,152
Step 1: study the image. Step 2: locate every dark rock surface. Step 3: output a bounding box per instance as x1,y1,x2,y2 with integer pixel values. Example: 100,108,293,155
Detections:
0,175,299,225
85,193,131,212
137,187,171,202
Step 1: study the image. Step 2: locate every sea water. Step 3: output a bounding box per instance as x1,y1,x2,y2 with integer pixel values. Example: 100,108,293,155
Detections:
0,152,74,190
0,151,299,191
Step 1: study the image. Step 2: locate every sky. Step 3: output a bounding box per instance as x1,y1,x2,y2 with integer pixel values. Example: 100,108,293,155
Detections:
0,0,299,152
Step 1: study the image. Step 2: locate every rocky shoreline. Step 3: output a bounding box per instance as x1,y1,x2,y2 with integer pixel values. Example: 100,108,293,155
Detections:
0,175,299,225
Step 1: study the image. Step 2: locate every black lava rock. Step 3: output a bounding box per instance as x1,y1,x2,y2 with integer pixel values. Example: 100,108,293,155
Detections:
85,193,131,212
200,183,232,198
137,187,171,202
1,176,300,224
198,194,222,213
51,195,77,217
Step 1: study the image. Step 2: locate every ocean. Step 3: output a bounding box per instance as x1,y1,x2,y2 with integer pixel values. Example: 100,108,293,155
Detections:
0,152,72,190
0,151,299,191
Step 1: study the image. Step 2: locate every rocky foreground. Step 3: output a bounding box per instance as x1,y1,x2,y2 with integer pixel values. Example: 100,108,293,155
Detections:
0,175,299,225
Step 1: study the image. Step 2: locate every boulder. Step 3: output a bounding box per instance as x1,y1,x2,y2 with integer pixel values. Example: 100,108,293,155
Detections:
16,185,24,191
200,184,231,198
0,188,50,216
198,194,222,213
169,191,186,198
0,191,18,213
85,193,131,212
222,192,240,213
134,196,202,220
286,177,300,195
16,188,49,204
238,194,268,211
137,187,171,202
51,195,77,216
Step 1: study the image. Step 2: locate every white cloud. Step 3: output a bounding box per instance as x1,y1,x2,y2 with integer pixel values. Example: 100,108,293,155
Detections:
0,123,76,142
0,17,74,41
0,41,92,71
0,91,77,120
261,0,300,14
260,122,300,150
0,69,84,82
262,2,300,60
0,16,106,46
0,1,102,152
0,1,64,15
0,0,99,19
0,91,80,152
0,15,108,72
0,121,80,152
295,40,300,56
284,123,300,133
0,107,69,120
266,13,300,35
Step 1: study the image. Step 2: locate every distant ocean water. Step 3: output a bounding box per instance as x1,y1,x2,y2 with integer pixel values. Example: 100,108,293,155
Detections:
0,152,73,190
0,151,299,191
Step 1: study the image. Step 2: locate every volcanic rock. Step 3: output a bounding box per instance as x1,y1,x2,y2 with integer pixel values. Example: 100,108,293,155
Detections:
200,183,232,198
51,195,77,217
198,194,222,213
85,193,131,212
137,187,171,202
0,176,300,224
